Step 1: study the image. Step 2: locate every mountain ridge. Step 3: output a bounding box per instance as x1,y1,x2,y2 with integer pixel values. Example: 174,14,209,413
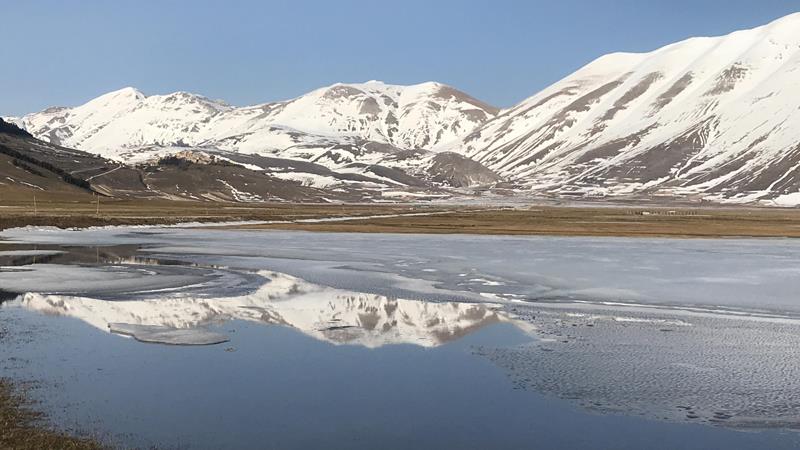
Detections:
9,80,497,158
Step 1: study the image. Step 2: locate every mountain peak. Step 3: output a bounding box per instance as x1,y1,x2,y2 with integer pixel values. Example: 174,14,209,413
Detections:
109,86,146,99
67,87,143,118
416,81,444,88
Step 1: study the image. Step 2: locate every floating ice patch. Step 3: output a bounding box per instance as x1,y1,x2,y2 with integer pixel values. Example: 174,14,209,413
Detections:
0,264,208,298
612,316,691,326
109,323,229,346
4,228,800,313
469,278,504,286
477,304,800,429
0,250,64,257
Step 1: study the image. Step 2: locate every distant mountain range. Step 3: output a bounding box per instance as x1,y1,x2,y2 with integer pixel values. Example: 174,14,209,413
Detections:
4,13,800,205
1,82,502,202
11,81,496,159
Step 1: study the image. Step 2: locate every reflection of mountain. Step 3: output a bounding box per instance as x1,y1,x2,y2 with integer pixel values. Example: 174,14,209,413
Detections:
13,271,521,348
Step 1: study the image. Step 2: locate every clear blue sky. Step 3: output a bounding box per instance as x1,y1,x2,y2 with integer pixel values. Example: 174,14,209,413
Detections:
2,0,798,115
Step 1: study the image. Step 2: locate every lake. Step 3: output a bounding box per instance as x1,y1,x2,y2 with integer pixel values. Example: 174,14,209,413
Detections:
2,227,800,449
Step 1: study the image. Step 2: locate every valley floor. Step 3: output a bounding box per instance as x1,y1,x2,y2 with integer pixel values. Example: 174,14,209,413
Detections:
0,198,429,231
246,206,800,238
2,197,800,238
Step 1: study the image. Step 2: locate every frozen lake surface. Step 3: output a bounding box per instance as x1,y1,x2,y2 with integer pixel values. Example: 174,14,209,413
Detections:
2,227,800,448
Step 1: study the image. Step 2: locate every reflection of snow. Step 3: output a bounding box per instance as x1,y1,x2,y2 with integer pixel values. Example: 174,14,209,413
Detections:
109,323,229,345
13,272,524,348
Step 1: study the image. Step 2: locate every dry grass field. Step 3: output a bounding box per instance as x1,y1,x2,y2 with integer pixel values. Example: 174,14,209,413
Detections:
1,191,799,238
0,195,430,231
235,205,800,238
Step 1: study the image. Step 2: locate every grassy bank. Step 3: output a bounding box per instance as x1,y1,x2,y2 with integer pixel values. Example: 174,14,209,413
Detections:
0,379,105,450
235,205,800,238
0,198,429,231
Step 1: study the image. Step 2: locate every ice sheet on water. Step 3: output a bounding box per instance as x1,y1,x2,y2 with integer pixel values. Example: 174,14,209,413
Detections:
480,303,800,429
0,264,209,297
3,227,800,313
0,250,64,257
0,261,264,300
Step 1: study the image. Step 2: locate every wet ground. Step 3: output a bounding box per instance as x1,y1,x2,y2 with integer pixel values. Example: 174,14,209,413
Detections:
2,228,800,448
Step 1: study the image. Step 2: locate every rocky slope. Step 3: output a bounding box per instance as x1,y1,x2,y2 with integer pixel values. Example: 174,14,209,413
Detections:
0,118,364,203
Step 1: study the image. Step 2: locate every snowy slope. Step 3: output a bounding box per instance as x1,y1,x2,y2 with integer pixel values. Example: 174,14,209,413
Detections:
459,13,800,204
1,116,24,129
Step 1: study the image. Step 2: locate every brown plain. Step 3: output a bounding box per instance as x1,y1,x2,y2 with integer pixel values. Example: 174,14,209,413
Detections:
2,193,800,238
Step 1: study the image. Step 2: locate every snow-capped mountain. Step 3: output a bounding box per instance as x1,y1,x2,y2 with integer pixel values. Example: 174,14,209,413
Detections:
10,13,800,205
459,13,800,205
15,81,496,160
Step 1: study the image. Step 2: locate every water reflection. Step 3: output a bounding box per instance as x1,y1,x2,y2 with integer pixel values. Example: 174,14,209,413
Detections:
10,271,525,348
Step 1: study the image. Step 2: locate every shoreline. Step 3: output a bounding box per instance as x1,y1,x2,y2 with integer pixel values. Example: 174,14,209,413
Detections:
0,378,105,449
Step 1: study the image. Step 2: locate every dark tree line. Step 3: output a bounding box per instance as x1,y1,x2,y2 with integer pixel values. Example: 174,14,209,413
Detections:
0,118,32,138
12,158,46,177
0,118,93,190
0,144,93,191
